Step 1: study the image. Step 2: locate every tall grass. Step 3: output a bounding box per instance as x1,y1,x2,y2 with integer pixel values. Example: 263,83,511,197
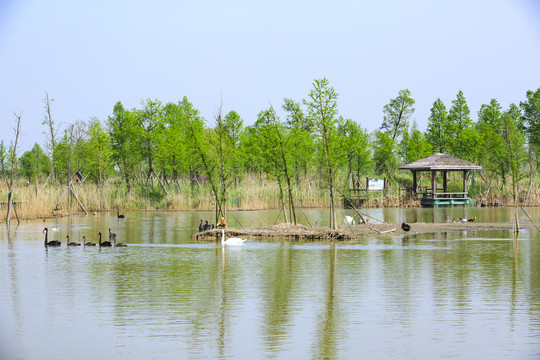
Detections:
1,171,538,221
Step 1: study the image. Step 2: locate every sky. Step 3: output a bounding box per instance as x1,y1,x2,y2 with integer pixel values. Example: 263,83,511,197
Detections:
1,0,539,153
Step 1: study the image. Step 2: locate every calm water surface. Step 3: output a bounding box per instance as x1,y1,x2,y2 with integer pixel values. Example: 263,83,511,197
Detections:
1,208,539,359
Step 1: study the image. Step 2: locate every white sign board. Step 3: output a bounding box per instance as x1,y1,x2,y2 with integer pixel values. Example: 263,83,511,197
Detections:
367,178,385,191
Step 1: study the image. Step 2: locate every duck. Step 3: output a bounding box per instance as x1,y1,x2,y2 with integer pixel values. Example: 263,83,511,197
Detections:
401,222,411,232
99,232,112,247
115,239,127,247
112,233,127,247
109,228,117,240
344,215,355,225
468,217,476,222
220,229,246,246
66,235,81,246
217,217,227,228
43,227,62,246
83,235,96,246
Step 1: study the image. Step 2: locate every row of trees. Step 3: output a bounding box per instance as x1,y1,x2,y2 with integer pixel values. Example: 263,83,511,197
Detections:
3,81,539,228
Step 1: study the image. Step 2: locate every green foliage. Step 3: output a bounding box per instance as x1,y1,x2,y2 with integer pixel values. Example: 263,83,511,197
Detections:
304,78,343,228
520,88,540,148
0,141,7,176
338,118,371,179
501,104,526,187
18,143,50,180
381,89,415,141
477,99,506,178
85,118,113,183
107,101,142,189
53,128,78,183
400,122,432,163
425,98,450,153
373,131,397,177
447,90,475,159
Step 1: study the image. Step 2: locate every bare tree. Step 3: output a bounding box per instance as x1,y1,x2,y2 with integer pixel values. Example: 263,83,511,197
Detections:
6,113,22,227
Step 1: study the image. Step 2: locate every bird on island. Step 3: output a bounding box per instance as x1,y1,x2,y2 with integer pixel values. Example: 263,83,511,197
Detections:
203,220,214,231
43,227,62,246
198,219,204,232
220,229,246,246
217,217,227,228
99,232,112,247
117,208,125,219
83,235,96,246
344,215,355,225
401,222,411,232
66,235,81,246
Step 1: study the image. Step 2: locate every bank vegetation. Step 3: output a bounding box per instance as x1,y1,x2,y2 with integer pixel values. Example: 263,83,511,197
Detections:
2,82,539,223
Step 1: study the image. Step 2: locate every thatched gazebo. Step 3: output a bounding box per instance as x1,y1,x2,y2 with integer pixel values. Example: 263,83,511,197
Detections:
399,153,481,207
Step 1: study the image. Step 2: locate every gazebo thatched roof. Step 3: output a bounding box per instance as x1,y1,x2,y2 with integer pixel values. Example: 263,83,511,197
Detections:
398,153,481,171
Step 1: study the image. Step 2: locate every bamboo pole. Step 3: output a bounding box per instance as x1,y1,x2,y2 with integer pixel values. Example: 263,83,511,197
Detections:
69,184,88,215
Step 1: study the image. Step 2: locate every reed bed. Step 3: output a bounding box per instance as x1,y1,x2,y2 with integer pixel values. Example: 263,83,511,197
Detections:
1,172,539,222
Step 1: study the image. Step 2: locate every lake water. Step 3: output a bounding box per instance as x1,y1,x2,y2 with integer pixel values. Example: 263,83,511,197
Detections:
1,207,539,359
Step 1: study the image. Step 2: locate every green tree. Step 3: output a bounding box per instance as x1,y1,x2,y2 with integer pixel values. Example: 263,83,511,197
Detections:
338,118,371,184
136,99,165,195
283,99,314,180
304,78,342,229
425,98,450,153
158,101,189,192
377,89,415,181
283,98,312,132
477,99,506,179
86,118,113,184
373,131,397,178
19,143,49,181
381,89,415,142
400,122,432,163
501,104,526,230
0,141,7,177
448,90,474,159
520,88,540,173
53,126,77,184
223,110,245,185
108,102,141,193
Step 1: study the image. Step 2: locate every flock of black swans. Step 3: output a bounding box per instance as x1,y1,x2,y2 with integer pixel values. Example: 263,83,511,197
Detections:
43,227,127,247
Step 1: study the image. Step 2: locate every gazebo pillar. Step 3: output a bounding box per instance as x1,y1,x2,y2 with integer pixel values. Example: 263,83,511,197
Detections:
443,171,448,197
431,170,437,198
412,171,417,193
463,170,467,195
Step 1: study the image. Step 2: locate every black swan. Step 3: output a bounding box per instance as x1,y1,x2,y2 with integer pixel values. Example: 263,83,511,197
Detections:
99,232,112,247
43,227,62,246
198,219,204,232
66,235,81,246
117,208,125,219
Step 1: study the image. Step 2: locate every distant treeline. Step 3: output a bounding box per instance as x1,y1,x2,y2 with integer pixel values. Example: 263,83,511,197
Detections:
1,80,539,223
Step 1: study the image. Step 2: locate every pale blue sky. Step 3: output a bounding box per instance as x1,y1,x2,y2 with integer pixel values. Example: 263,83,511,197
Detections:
1,0,539,152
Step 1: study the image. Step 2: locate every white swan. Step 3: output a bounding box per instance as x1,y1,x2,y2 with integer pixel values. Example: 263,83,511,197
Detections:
221,229,246,246
344,216,355,225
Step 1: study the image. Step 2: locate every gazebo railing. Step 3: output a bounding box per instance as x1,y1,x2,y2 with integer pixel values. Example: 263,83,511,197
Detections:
416,188,468,199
